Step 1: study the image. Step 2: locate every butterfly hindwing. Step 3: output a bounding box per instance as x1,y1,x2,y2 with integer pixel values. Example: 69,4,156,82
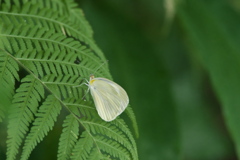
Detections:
89,78,129,121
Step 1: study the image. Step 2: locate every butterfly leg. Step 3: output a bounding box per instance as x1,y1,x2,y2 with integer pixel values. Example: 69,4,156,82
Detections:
81,87,89,100
72,78,89,88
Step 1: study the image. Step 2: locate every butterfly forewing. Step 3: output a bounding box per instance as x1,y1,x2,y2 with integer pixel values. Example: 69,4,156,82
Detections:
89,78,129,121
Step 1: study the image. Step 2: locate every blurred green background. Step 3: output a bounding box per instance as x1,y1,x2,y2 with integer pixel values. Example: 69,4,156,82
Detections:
76,0,240,159
1,0,240,159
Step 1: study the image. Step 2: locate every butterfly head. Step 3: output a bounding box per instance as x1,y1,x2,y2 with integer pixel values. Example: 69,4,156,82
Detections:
89,74,95,85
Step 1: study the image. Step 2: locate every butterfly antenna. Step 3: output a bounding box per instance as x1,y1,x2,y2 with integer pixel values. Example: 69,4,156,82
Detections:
81,88,90,100
91,60,109,76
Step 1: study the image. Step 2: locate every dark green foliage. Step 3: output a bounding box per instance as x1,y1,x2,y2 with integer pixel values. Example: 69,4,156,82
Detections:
178,0,240,158
0,0,138,160
78,0,240,159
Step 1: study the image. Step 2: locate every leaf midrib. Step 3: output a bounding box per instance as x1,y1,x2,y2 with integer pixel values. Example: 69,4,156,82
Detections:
17,57,95,74
0,33,101,65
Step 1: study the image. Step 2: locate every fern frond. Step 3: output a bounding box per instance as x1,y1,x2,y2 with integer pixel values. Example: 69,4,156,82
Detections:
0,51,19,85
21,95,61,160
0,0,138,159
65,98,98,119
94,135,130,160
0,51,19,122
0,107,4,122
0,4,107,69
58,114,79,160
82,120,136,159
65,99,138,160
1,24,107,78
70,131,95,160
87,148,104,160
125,107,139,138
7,75,44,160
42,74,84,99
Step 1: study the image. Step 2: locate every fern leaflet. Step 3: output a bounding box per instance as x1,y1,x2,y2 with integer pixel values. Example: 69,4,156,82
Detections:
0,51,19,122
58,114,80,160
21,95,61,160
7,75,43,160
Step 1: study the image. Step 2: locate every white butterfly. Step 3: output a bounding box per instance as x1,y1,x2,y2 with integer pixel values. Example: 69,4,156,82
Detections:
88,75,129,122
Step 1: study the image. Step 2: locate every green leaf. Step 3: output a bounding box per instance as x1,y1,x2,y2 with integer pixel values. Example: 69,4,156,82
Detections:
65,98,138,160
178,0,240,157
21,95,61,160
125,107,139,138
58,114,79,160
70,131,94,160
0,50,19,122
7,75,43,160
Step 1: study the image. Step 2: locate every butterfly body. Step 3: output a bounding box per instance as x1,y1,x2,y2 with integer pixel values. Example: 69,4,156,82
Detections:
88,75,129,121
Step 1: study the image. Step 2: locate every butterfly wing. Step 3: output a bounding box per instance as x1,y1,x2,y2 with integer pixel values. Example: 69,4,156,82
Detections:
89,78,129,121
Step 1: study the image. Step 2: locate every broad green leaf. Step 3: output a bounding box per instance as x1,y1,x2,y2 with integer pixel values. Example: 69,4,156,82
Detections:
178,0,240,157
